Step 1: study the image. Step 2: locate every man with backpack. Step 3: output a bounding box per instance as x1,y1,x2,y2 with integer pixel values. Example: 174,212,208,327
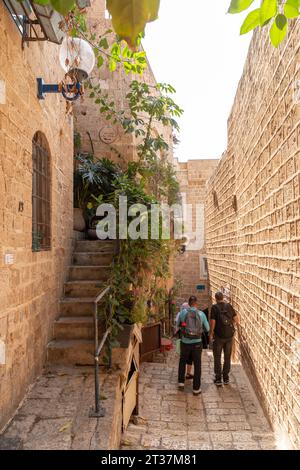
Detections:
175,302,194,380
210,291,239,386
177,296,210,395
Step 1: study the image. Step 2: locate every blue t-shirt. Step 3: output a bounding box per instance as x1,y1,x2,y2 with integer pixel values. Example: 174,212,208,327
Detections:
177,307,210,344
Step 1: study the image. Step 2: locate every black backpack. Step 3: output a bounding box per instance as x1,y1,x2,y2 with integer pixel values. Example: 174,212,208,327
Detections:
215,303,235,339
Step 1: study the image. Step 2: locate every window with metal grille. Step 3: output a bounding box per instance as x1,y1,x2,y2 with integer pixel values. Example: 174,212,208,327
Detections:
32,132,51,252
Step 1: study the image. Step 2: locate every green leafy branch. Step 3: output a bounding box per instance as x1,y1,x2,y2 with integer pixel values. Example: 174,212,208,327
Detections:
228,0,300,47
84,81,183,332
63,9,148,76
87,79,183,203
29,0,161,47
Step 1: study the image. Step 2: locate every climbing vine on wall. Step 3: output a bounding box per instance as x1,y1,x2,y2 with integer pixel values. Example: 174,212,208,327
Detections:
84,82,184,337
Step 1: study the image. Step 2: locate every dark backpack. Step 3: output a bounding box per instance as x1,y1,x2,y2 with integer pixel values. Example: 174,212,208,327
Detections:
181,308,203,340
215,303,235,339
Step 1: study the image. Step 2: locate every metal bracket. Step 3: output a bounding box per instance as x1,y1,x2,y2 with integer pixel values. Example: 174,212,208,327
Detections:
37,78,82,102
89,407,106,418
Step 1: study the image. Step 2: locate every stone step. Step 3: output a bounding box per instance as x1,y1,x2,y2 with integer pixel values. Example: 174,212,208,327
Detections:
73,252,114,266
68,266,111,281
64,281,105,298
53,317,95,340
59,298,96,317
47,339,94,365
75,240,115,253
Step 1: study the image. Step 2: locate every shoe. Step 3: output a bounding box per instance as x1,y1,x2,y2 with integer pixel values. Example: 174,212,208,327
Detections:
223,378,230,385
185,373,194,380
214,378,223,387
178,383,185,391
193,388,202,395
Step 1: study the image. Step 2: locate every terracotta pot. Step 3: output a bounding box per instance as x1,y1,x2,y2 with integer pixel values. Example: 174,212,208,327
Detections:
73,208,86,232
87,229,98,240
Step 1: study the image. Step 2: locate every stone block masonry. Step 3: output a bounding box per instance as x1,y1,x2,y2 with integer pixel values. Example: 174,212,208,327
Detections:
74,0,174,167
0,3,73,429
174,159,218,309
206,23,300,448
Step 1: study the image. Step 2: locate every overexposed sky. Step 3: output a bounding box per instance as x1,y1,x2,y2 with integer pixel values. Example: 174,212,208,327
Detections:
143,0,255,161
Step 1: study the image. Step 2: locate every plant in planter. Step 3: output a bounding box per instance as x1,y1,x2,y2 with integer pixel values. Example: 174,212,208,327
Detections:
73,153,120,233
86,194,104,240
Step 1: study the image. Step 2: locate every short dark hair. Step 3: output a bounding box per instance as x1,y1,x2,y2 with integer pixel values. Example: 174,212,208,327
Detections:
188,295,197,306
215,291,224,302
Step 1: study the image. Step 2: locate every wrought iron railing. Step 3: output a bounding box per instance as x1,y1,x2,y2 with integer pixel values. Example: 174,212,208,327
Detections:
89,286,112,418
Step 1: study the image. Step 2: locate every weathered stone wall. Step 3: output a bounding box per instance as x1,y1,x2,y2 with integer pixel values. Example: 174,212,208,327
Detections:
0,3,73,429
174,159,218,309
74,1,175,310
74,0,174,167
206,23,300,448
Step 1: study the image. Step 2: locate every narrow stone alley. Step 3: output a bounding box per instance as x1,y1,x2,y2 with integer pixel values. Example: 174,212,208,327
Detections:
121,350,277,451
0,348,278,451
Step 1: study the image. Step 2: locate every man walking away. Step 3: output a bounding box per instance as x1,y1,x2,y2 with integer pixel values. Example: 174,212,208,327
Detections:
210,292,239,386
177,296,209,395
175,302,193,380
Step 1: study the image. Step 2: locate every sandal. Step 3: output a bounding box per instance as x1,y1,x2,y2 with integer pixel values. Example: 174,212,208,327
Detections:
185,373,194,380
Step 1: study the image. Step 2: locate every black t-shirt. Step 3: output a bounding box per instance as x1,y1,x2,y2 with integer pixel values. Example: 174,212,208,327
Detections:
211,303,236,338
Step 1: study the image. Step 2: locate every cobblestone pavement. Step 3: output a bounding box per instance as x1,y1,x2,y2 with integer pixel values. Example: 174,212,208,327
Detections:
121,350,278,450
0,366,119,450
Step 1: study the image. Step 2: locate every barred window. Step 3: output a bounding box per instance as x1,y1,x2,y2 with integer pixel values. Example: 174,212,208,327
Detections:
32,132,51,252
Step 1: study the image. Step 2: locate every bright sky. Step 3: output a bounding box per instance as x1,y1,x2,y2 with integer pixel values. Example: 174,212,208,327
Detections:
143,0,255,161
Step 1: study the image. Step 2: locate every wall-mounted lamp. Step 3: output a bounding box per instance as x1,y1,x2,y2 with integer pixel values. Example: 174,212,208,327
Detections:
37,37,95,102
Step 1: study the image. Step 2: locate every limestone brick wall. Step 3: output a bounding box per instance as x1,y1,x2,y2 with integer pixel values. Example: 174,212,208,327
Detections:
206,23,300,448
174,159,218,309
74,0,174,167
0,3,73,429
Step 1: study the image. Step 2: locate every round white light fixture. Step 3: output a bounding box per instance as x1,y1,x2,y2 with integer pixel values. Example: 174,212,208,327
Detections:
59,37,95,82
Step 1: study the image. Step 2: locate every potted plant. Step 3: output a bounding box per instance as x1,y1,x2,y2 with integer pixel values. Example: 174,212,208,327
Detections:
73,154,119,232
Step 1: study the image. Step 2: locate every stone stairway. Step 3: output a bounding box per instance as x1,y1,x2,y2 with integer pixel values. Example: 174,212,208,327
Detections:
47,240,115,366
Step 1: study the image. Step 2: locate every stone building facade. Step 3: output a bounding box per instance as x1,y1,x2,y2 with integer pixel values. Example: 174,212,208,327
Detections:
206,24,300,448
174,159,218,309
74,0,174,166
0,2,73,430
0,0,175,432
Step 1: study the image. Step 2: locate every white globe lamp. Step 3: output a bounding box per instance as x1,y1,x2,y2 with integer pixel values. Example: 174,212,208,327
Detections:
59,37,96,82
37,36,96,101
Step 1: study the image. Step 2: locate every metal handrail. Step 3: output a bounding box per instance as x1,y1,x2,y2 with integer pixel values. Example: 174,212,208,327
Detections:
90,239,120,418
90,285,112,418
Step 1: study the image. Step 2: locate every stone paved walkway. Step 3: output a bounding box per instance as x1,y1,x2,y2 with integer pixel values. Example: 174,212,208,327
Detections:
121,350,278,450
0,366,120,450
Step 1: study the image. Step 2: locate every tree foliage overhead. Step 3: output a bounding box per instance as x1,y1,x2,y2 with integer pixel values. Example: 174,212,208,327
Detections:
30,0,160,47
228,0,300,47
106,0,160,47
29,1,299,50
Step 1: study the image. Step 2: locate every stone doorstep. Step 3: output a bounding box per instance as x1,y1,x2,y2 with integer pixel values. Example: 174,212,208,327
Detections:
47,339,95,366
75,240,115,253
68,265,111,282
64,280,106,298
53,317,94,340
59,298,96,317
72,252,114,267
